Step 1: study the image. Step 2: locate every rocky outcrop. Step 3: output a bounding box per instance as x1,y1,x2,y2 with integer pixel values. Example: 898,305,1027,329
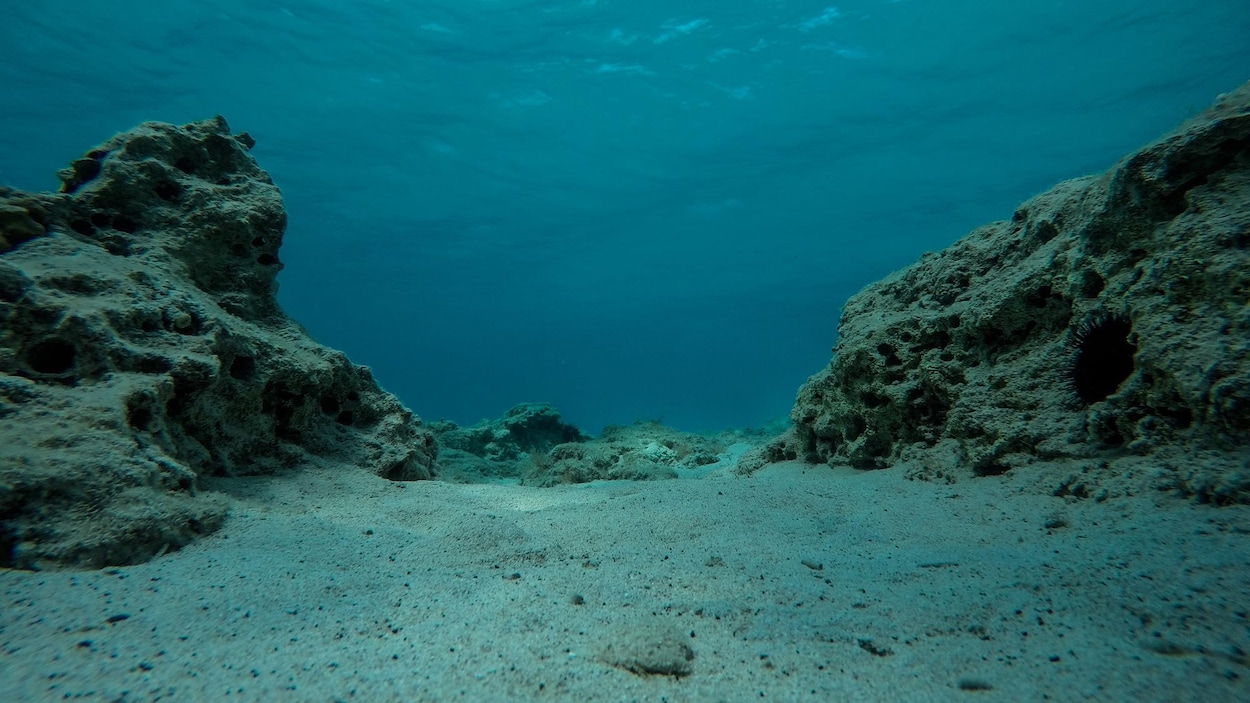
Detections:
527,421,725,487
790,83,1250,502
430,405,731,485
436,403,589,461
432,402,590,482
0,117,436,569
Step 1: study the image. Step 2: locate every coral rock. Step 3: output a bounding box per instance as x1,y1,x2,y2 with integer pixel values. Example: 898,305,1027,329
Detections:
791,83,1250,501
0,117,436,569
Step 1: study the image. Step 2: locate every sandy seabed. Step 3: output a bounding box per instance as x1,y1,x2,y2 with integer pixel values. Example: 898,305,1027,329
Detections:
2,460,1247,702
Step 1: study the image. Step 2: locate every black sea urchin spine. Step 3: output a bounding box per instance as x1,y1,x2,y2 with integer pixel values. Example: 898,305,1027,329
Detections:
1065,312,1136,405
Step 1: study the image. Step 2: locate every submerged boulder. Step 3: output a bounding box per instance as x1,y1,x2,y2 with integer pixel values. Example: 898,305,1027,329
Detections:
524,420,727,487
790,83,1250,502
431,406,732,486
0,117,436,569
432,402,591,482
435,402,589,461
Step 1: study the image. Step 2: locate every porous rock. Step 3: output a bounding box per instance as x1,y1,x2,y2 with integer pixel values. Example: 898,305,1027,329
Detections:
790,83,1250,501
435,402,588,461
431,402,589,481
524,421,724,487
734,430,802,477
0,117,436,569
431,407,730,485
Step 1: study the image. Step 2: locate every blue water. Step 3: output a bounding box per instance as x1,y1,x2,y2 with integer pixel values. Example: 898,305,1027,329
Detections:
1,1,1247,433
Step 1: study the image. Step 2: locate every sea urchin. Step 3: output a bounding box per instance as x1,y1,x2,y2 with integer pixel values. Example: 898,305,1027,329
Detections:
1066,313,1136,405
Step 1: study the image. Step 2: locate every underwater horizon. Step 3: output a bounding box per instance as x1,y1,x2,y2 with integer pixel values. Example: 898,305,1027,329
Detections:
2,0,1249,434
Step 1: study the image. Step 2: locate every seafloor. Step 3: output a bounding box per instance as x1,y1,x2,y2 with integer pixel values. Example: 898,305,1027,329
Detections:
2,460,1248,701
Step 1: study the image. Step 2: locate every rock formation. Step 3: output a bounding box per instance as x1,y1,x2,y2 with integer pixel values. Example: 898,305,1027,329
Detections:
432,402,590,481
0,117,436,569
789,83,1250,503
527,420,725,487
431,404,730,485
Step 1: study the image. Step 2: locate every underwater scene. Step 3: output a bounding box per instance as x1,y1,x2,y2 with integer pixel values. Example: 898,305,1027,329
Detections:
1,1,1249,701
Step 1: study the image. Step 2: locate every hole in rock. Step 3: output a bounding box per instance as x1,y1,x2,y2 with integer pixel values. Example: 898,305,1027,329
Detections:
154,180,183,202
1067,314,1136,404
26,338,76,375
112,215,138,233
1080,271,1106,298
320,395,340,415
126,400,154,431
975,463,1010,477
229,355,257,380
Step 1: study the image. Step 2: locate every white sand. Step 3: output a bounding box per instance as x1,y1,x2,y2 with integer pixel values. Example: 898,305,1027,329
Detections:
2,460,1247,702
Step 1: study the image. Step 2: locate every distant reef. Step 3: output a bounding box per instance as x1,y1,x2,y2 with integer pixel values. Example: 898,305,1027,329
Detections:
0,117,436,569
780,81,1250,503
429,402,769,485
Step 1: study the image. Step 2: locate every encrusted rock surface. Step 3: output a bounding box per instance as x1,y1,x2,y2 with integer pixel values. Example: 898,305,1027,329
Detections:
0,117,436,569
528,420,724,487
431,404,732,485
432,402,590,482
790,83,1250,502
436,402,589,461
